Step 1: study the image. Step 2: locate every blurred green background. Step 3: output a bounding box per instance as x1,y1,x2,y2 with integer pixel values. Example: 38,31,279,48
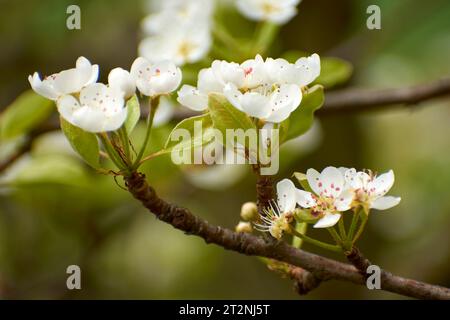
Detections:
0,0,449,299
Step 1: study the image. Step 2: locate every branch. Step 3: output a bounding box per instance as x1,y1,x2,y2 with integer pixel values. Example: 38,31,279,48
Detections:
319,77,450,115
124,171,450,300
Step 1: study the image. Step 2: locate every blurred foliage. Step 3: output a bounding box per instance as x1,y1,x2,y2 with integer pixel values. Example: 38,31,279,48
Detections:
0,0,449,299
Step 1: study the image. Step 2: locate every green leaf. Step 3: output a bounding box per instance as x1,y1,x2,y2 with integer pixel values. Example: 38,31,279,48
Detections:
208,93,255,135
280,85,324,143
162,113,215,154
60,118,100,168
11,155,90,187
124,95,140,133
0,90,53,139
313,57,353,89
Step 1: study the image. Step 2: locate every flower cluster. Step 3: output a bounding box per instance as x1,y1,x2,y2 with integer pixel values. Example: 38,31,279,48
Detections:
139,0,214,66
256,166,401,239
29,56,181,133
236,0,301,25
177,53,320,123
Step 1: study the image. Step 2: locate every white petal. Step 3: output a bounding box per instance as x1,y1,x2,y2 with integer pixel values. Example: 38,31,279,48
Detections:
266,84,302,123
130,57,150,79
223,83,244,111
296,189,316,208
211,60,244,88
306,168,322,196
28,73,59,100
108,68,136,99
240,92,271,119
320,166,345,199
148,61,182,95
294,53,321,87
198,68,224,93
369,170,395,197
370,196,401,210
177,85,208,111
313,213,341,228
53,68,91,95
56,94,81,124
276,178,297,213
334,188,354,211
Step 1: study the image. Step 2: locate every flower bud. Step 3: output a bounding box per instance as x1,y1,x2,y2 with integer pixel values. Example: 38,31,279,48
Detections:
235,221,253,233
240,202,258,221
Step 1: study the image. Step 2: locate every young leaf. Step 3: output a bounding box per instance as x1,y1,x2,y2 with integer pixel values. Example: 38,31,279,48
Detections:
280,85,324,143
0,90,53,139
124,94,140,133
60,118,100,169
208,93,255,135
163,113,215,154
313,57,353,89
293,172,313,192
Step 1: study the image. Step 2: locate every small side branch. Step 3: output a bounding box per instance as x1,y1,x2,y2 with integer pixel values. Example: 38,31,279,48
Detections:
320,77,450,115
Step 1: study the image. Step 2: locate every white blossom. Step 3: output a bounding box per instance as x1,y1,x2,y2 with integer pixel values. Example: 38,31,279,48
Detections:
108,67,136,99
130,57,182,97
139,0,213,66
56,83,127,133
254,179,297,239
236,0,301,24
177,54,321,123
342,168,401,211
28,56,98,100
296,167,354,228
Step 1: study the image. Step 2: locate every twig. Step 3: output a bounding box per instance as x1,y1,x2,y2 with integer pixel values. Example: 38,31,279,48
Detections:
319,77,450,115
124,171,450,300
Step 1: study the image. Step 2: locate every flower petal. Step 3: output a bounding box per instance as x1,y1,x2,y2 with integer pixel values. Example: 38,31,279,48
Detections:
334,188,354,211
56,94,81,124
313,213,341,228
28,73,59,100
370,196,401,210
369,170,395,197
296,189,316,208
108,68,136,99
177,85,208,111
294,53,321,87
276,178,297,213
320,166,345,199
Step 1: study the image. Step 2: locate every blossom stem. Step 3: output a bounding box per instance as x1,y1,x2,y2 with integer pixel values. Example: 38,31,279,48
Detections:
352,213,368,244
338,218,347,240
118,127,131,162
132,96,160,169
290,228,342,253
347,207,361,241
212,23,246,58
292,222,307,249
98,133,127,172
252,22,279,55
327,227,342,245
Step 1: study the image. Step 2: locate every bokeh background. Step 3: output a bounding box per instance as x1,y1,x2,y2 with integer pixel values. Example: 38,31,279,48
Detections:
0,0,449,299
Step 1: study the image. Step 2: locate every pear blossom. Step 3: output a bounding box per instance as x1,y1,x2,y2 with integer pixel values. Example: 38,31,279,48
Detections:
236,0,301,25
178,54,320,123
28,56,98,100
342,168,401,211
130,57,182,97
141,0,214,35
139,0,213,66
108,68,136,99
254,179,297,239
265,54,321,87
56,83,127,133
296,167,354,228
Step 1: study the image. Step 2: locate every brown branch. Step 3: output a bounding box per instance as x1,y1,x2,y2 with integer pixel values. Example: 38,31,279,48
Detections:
124,171,450,300
319,77,450,115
